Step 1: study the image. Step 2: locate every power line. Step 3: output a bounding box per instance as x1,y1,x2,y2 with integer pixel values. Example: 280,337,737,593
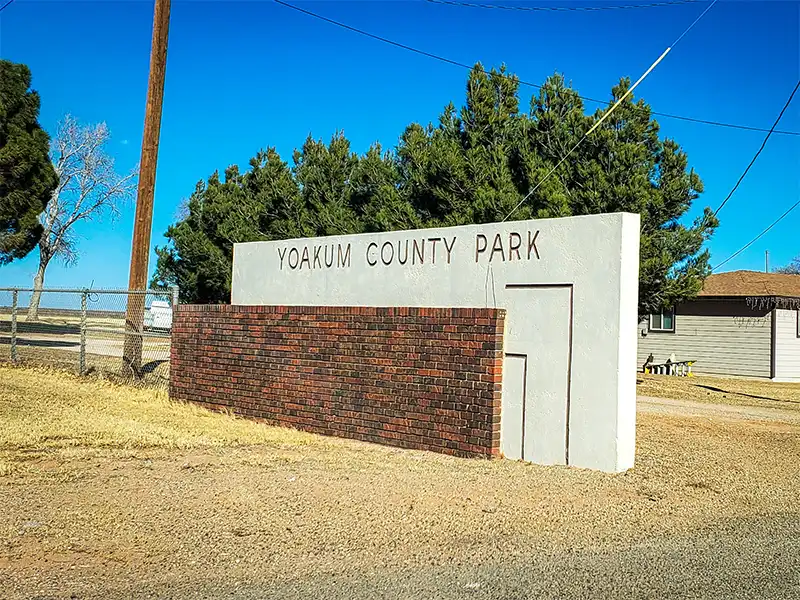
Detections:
714,80,800,216
274,0,800,136
712,199,800,272
668,0,715,46
501,0,718,221
274,0,489,70
634,111,797,135
426,0,701,13
0,0,16,14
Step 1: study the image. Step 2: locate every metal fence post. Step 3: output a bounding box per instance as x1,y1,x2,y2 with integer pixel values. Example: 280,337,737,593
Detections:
80,290,87,375
10,289,18,362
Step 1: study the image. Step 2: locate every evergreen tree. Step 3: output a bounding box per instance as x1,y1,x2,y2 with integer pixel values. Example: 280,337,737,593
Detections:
152,135,406,302
294,132,363,236
355,143,420,232
154,63,717,314
397,65,524,225
0,60,58,264
574,79,716,314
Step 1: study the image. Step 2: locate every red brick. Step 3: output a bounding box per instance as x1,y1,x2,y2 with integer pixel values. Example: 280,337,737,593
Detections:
170,305,505,458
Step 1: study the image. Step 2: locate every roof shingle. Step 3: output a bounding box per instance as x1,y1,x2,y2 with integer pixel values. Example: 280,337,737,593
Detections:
699,270,800,298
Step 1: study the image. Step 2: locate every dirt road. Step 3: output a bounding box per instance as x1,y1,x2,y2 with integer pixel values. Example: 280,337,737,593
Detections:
1,332,169,360
1,369,798,599
6,513,797,600
2,417,798,599
638,394,800,424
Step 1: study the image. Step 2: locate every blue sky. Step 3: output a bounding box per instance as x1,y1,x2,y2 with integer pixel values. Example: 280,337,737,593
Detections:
0,0,798,290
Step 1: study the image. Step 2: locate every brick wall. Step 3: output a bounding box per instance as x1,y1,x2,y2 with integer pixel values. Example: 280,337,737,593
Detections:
170,305,505,457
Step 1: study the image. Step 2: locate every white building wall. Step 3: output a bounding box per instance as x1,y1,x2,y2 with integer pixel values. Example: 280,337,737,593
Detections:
774,308,800,382
232,213,640,473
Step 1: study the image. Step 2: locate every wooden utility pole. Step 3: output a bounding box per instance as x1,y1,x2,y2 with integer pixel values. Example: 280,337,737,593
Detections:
123,0,171,375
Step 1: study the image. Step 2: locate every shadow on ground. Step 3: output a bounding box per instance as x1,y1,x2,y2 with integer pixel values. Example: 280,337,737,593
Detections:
692,384,800,404
0,335,78,349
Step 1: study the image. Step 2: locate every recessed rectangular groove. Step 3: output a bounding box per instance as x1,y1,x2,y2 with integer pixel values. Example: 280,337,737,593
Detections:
504,352,528,460
505,283,574,466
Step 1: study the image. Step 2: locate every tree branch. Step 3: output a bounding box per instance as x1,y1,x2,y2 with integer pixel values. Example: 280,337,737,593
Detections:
35,116,138,279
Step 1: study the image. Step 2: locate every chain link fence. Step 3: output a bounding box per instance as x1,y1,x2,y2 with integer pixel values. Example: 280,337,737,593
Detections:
0,287,177,386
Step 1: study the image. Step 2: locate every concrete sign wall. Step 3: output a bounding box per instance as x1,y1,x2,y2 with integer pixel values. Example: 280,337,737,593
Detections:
232,212,640,473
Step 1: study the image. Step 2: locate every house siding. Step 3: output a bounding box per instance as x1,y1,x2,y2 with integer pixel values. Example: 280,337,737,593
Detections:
774,308,800,382
637,299,772,378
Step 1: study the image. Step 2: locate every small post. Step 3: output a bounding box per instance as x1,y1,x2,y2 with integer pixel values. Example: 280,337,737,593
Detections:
171,285,179,311
10,289,18,362
80,290,87,375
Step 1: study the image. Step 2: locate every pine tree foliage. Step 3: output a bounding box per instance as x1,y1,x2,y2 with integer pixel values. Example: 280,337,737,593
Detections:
153,64,718,312
0,60,58,264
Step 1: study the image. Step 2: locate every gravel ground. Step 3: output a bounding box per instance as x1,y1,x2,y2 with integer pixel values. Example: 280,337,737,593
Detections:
2,412,798,599
1,367,798,599
8,515,799,600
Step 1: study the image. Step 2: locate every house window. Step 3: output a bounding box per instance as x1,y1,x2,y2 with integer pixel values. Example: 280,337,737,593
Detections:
649,309,675,332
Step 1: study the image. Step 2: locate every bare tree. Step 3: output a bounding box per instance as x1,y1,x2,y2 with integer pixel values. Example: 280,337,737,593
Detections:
775,256,800,275
27,116,137,320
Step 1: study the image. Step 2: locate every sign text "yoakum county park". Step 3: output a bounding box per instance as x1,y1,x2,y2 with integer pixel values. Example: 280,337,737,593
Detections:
276,229,541,272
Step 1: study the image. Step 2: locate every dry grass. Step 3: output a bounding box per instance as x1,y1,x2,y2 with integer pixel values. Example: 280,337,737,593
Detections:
0,366,798,598
637,373,800,410
0,343,170,385
0,311,125,329
0,365,321,454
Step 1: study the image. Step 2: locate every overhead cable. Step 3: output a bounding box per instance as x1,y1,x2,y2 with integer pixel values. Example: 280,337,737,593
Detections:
501,0,719,221
713,80,800,216
273,0,799,137
425,0,701,13
712,199,800,271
